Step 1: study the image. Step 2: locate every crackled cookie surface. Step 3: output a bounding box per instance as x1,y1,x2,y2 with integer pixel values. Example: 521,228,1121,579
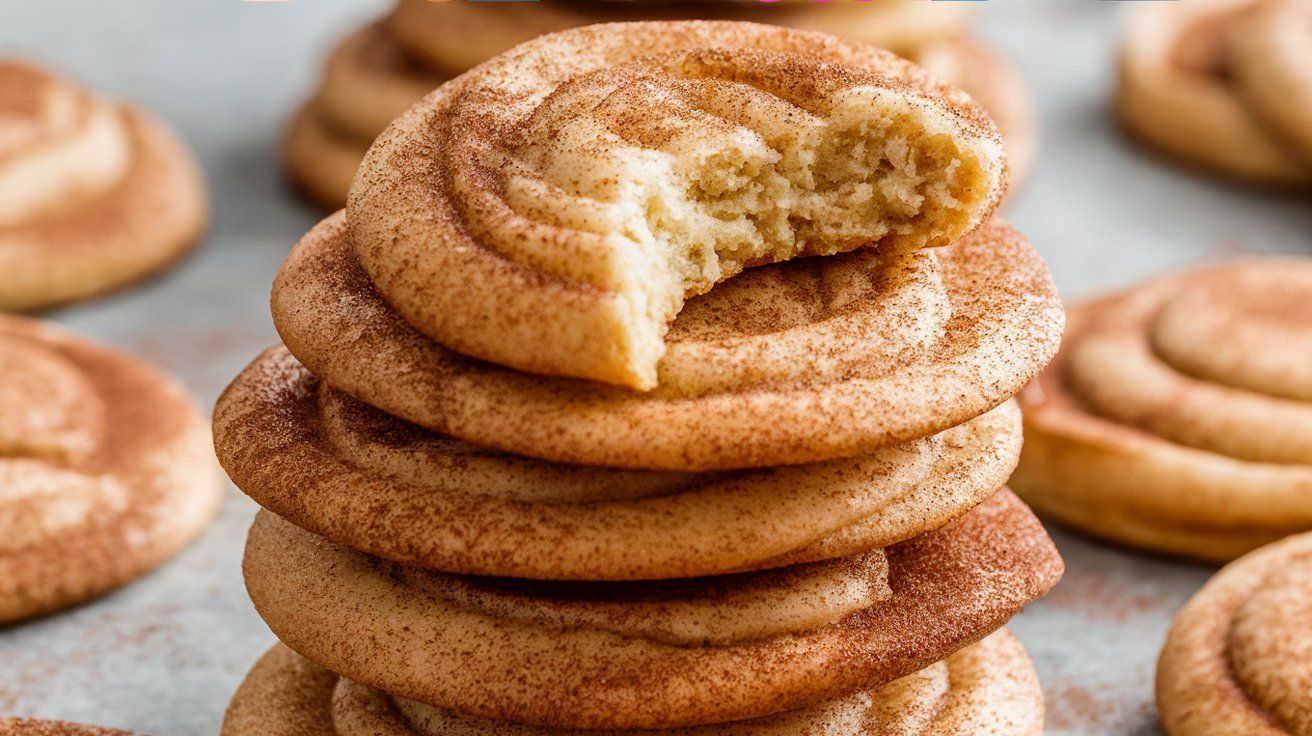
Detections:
1157,531,1312,735
1013,260,1312,561
242,490,1060,729
273,214,1058,471
0,314,219,623
1117,0,1312,184
349,21,1007,389
223,629,1042,736
0,60,207,310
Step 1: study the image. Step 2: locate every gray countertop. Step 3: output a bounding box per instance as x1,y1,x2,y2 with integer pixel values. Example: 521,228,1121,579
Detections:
1,2,1308,734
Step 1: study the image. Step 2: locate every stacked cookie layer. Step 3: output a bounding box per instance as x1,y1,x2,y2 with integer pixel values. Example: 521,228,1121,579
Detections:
222,22,1064,734
286,0,1035,209
1014,260,1312,561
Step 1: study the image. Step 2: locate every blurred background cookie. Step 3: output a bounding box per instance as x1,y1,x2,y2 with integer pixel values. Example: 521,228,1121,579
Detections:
284,0,1036,210
1013,260,1312,561
1157,531,1312,735
0,314,220,623
1116,0,1312,186
0,60,207,311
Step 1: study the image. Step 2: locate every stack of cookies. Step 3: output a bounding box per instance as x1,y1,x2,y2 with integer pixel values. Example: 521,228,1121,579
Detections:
221,22,1064,734
286,0,1034,209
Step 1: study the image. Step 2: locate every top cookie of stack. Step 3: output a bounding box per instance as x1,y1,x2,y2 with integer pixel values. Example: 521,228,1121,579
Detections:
218,21,1064,735
286,0,1035,209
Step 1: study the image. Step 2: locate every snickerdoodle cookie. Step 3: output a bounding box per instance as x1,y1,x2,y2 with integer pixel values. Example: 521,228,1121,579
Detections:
349,21,1007,389
240,490,1057,729
1157,530,1312,735
1117,0,1312,185
272,214,1059,471
0,60,207,311
0,314,219,623
223,629,1043,736
216,345,1022,580
1013,260,1312,561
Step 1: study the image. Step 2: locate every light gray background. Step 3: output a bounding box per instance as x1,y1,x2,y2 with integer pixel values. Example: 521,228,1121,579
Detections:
1,2,1308,734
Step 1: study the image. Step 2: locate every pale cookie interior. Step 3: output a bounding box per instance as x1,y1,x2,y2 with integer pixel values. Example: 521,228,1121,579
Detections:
504,74,1002,388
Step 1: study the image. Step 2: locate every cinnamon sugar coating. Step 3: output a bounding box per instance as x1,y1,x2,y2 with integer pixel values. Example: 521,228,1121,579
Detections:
348,20,1006,388
272,214,1059,471
1014,260,1312,561
0,720,140,736
288,3,1032,212
0,60,207,311
214,346,1021,580
1157,531,1312,735
241,490,1060,729
223,630,1041,736
0,315,219,622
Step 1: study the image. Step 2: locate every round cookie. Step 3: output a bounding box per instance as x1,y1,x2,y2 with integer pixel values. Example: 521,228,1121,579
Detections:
1012,260,1312,562
273,214,1059,471
0,60,208,311
1116,0,1311,185
242,490,1061,729
0,314,220,623
385,0,975,75
0,720,140,736
1228,0,1312,165
222,630,1042,736
1157,531,1312,735
348,20,1008,389
215,345,1023,580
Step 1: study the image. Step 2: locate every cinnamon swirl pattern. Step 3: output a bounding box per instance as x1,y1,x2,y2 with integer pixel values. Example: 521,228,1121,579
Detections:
220,20,1063,735
1013,260,1312,561
1157,531,1312,735
285,1,1035,210
351,21,1006,389
0,314,219,623
0,60,207,311
1117,0,1312,185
